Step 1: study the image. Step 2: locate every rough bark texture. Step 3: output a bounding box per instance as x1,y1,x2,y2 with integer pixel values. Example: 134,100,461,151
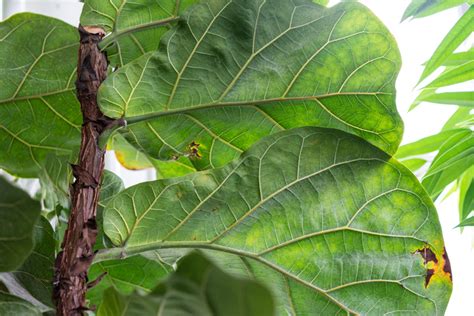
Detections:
53,26,112,315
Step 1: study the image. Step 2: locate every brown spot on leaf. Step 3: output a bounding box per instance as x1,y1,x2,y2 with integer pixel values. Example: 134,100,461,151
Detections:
443,247,452,281
188,141,202,159
416,247,438,265
415,245,452,287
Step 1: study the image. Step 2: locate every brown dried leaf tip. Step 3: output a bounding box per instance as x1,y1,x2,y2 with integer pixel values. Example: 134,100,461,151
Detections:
415,246,452,288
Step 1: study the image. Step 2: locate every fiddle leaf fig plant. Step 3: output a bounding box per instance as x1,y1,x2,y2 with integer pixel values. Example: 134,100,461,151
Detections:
0,0,453,315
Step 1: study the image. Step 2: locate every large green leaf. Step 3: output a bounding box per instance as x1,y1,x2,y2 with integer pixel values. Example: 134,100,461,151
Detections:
0,291,41,316
87,252,172,306
8,217,55,308
99,127,452,315
81,0,197,66
0,177,41,272
97,252,274,316
99,0,403,174
0,13,81,177
417,5,474,83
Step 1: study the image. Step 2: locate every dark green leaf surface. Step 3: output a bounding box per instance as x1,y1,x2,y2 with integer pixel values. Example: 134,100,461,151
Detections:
81,0,197,66
97,252,274,316
0,177,41,272
0,291,40,316
88,252,172,306
0,13,81,177
101,127,452,315
9,217,55,308
99,0,403,173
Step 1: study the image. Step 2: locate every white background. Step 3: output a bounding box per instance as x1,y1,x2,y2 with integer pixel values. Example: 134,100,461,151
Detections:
1,0,473,314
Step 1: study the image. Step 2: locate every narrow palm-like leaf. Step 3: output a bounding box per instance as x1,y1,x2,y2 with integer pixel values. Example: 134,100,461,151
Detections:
458,167,474,221
442,49,474,67
422,129,474,197
395,128,467,159
424,60,474,88
99,127,452,315
415,91,474,108
418,6,474,84
457,216,474,227
98,0,403,173
400,158,427,172
402,0,468,21
442,108,473,131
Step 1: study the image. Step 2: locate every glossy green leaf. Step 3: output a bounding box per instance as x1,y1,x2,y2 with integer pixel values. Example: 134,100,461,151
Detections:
100,127,452,315
395,128,467,159
0,291,41,316
0,13,81,178
402,0,468,21
81,0,197,66
422,129,474,197
99,0,403,173
8,217,55,308
0,177,41,272
88,252,172,306
424,60,474,88
418,6,474,84
97,252,274,316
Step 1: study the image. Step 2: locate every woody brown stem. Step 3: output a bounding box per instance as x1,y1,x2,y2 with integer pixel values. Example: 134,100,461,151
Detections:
53,25,115,315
